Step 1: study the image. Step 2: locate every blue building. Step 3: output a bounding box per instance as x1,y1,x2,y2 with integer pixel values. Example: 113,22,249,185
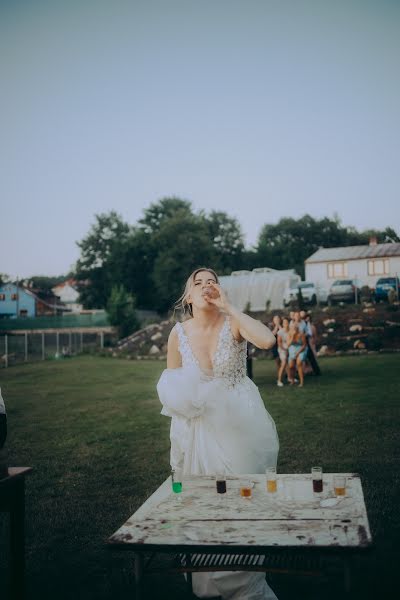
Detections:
0,284,36,318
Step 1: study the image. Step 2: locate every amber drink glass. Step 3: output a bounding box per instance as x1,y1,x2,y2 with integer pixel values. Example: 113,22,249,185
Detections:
333,475,346,497
240,480,252,498
266,466,277,493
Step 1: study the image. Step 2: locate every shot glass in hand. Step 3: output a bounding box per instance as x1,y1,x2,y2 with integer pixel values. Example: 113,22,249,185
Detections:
333,475,346,497
311,466,323,493
203,285,219,300
266,466,277,493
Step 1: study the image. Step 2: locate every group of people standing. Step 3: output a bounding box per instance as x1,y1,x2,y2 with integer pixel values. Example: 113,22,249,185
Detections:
270,310,320,387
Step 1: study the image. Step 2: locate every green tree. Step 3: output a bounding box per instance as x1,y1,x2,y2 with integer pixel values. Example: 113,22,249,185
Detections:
107,228,157,309
256,215,356,277
151,213,216,312
75,211,130,308
25,275,69,291
205,211,245,274
137,198,248,310
106,285,140,339
382,227,400,243
138,197,193,234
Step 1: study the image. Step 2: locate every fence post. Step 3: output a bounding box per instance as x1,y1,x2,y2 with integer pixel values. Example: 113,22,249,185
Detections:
100,331,104,349
56,332,59,356
69,331,72,352
25,332,28,362
80,332,83,353
42,332,45,360
4,335,8,368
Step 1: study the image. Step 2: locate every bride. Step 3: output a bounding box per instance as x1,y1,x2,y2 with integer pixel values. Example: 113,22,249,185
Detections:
157,267,279,600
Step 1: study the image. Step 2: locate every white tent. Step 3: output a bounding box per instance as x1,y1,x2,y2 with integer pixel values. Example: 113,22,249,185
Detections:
219,268,300,311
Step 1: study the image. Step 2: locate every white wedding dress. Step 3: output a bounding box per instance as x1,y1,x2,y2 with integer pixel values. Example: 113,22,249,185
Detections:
157,316,279,600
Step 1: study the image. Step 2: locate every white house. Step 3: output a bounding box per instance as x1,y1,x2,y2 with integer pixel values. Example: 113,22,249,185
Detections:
52,280,82,313
305,241,400,290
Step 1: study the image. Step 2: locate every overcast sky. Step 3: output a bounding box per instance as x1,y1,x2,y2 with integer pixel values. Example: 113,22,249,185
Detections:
1,0,399,279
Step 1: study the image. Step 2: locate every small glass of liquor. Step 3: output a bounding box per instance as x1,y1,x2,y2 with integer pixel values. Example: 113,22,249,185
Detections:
266,466,277,493
240,480,253,499
171,468,183,501
333,475,346,497
203,285,219,300
311,466,323,493
215,474,227,495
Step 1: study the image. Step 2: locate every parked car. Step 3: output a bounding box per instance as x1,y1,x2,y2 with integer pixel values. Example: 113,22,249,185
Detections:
283,281,328,307
374,277,400,302
328,279,362,304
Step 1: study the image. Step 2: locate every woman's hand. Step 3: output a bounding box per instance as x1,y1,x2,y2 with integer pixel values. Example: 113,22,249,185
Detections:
204,282,231,312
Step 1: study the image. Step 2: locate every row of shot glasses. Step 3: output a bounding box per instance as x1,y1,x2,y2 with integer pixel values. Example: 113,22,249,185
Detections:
171,466,347,500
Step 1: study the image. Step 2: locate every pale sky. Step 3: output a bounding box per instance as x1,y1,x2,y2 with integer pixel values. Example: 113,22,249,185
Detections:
1,0,399,279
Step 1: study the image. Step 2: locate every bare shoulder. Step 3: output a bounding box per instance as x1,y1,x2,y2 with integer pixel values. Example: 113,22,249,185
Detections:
168,324,179,344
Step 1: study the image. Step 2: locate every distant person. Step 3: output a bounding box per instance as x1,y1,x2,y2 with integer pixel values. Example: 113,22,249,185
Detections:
287,322,307,387
293,311,307,334
276,318,290,386
304,313,321,376
269,314,282,381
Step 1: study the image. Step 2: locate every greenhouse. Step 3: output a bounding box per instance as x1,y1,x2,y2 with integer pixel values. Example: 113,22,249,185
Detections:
219,268,300,311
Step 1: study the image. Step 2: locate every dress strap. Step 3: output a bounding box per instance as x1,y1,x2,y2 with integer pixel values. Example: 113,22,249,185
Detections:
174,322,198,366
174,322,184,343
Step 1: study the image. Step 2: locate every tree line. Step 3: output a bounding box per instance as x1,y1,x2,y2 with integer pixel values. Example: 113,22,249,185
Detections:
4,197,397,331
72,197,398,316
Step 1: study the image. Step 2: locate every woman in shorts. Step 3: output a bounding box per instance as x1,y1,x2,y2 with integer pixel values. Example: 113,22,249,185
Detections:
287,322,308,387
270,314,282,381
276,317,290,387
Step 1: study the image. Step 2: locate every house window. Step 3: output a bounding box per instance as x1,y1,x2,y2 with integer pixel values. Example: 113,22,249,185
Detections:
327,262,348,278
11,293,19,300
367,259,389,276
0,294,5,301
19,309,28,317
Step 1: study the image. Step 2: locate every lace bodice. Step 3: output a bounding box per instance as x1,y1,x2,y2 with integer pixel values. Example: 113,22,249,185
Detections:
175,317,247,387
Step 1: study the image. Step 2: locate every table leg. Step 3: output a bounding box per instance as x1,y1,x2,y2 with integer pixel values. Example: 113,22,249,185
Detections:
134,553,144,599
9,478,25,600
343,558,352,596
185,554,193,596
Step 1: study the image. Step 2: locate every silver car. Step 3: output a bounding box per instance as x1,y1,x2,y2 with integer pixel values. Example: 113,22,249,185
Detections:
328,279,362,304
283,281,328,306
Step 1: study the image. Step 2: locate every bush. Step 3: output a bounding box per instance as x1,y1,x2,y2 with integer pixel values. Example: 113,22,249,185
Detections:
106,285,141,339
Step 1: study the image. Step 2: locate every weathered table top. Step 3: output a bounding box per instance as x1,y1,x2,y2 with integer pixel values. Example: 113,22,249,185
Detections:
108,473,372,551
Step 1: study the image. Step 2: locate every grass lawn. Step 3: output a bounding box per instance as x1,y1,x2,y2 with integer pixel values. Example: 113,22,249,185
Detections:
0,354,399,599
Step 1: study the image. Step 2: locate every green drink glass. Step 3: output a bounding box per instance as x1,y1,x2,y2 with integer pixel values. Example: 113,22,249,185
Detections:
171,468,183,499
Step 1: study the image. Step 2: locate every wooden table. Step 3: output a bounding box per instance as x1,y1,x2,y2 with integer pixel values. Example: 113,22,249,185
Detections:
108,473,372,598
0,467,33,600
